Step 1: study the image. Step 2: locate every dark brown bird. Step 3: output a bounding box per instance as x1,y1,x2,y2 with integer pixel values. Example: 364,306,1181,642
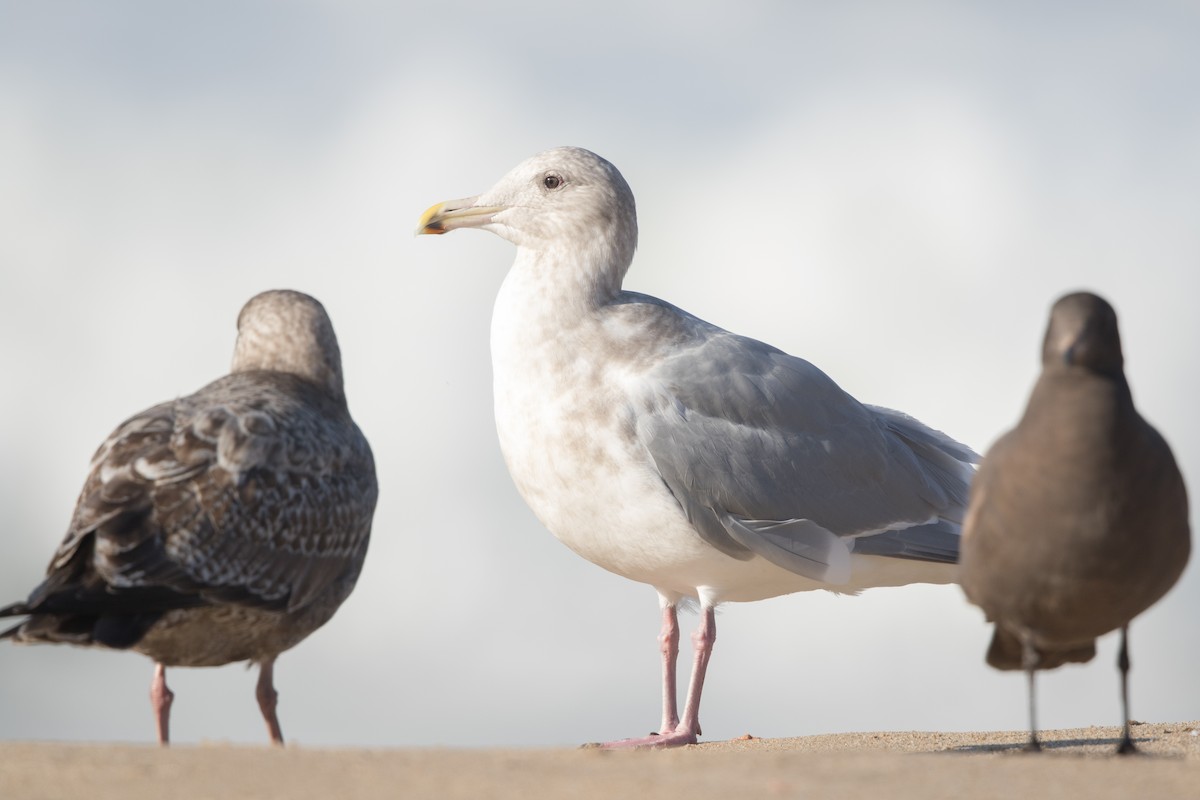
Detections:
960,291,1190,754
1,290,377,746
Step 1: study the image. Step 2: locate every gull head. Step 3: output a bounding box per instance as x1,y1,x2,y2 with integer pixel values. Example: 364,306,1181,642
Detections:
418,147,639,289
1042,291,1124,376
232,289,345,401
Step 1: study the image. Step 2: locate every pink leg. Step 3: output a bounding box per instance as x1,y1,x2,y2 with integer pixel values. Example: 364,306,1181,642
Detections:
659,604,680,734
604,604,716,749
256,657,285,745
676,605,716,741
150,663,174,746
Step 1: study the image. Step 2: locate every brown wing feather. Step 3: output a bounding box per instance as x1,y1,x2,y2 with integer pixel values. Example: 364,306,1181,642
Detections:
44,371,376,615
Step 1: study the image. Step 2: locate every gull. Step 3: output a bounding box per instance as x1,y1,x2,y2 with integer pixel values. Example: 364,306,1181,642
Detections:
1,290,378,745
418,146,976,747
961,291,1190,754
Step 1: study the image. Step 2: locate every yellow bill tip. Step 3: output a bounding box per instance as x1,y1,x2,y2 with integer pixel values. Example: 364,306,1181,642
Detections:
416,202,448,236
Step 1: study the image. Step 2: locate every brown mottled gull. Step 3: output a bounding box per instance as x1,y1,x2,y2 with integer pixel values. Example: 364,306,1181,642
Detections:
961,291,1190,754
0,290,378,745
417,146,977,748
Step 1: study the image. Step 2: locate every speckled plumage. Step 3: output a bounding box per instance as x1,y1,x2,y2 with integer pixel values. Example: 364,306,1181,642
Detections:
1,290,377,744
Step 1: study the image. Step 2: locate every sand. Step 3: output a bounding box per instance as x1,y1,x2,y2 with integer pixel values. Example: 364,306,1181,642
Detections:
2,722,1197,800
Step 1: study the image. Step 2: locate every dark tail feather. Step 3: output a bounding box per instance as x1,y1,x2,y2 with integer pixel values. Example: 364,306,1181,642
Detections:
0,601,31,619
0,601,31,640
3,586,207,649
986,625,1096,670
851,519,961,564
6,608,166,649
92,613,165,648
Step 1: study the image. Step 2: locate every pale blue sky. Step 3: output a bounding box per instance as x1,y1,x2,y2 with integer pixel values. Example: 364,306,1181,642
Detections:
1,1,1197,746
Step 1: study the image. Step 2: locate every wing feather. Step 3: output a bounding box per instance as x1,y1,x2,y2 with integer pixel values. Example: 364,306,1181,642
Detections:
29,371,377,621
636,324,974,580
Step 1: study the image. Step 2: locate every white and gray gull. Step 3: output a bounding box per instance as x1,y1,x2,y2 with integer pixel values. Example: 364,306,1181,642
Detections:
0,290,378,745
418,147,977,748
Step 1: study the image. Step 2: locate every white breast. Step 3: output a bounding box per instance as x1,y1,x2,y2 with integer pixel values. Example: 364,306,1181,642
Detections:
491,270,707,583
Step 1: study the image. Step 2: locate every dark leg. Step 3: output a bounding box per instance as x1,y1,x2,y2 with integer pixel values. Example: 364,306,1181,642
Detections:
1116,627,1138,755
150,662,174,746
256,657,284,745
1021,638,1042,752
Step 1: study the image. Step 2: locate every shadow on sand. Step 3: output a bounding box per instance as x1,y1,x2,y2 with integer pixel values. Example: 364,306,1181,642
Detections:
951,737,1152,755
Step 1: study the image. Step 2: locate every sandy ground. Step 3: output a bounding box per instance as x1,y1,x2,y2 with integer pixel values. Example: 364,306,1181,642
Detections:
2,722,1198,800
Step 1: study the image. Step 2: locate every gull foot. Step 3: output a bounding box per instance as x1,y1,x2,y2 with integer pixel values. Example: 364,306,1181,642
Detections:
599,729,699,749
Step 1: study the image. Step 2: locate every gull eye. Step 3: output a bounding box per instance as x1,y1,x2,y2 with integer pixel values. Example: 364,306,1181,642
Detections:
542,173,563,190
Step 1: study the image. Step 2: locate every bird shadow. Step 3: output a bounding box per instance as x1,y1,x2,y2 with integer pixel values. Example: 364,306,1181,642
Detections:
950,737,1157,756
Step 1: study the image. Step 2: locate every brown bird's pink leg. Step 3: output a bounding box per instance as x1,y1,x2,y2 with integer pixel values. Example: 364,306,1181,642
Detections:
604,604,715,749
150,663,174,746
256,657,284,745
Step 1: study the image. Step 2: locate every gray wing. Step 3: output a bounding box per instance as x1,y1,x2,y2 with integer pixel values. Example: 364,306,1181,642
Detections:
636,327,975,584
43,371,378,615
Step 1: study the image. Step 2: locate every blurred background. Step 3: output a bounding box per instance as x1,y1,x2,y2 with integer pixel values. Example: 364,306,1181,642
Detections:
1,1,1197,747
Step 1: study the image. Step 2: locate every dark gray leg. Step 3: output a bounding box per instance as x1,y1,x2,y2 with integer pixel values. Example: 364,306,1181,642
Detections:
1116,627,1138,755
1021,638,1042,752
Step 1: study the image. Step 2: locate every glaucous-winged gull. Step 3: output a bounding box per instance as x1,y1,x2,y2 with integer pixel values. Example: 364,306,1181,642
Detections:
419,147,976,747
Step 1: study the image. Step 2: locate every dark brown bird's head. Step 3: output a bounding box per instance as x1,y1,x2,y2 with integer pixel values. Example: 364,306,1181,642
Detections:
1042,291,1124,378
